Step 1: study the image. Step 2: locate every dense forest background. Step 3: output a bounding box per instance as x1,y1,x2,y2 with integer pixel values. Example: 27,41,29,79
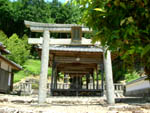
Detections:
0,0,81,37
0,0,142,83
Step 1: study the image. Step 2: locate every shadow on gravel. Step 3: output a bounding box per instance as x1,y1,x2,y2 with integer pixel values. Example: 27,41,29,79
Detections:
115,97,148,104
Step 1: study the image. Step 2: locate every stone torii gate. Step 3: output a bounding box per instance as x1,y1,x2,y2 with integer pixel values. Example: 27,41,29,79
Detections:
24,20,115,105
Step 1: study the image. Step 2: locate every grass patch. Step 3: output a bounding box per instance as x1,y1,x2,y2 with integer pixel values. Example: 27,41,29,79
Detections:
14,59,52,83
14,70,28,83
125,71,140,83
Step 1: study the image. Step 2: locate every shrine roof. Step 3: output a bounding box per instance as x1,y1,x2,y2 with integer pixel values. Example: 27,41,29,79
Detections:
38,45,103,53
0,42,10,54
0,55,22,70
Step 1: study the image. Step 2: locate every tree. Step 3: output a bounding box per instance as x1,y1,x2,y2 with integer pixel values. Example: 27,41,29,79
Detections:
72,0,150,77
5,33,30,65
0,0,81,38
0,0,14,37
11,0,54,37
0,30,8,44
0,0,54,37
50,0,81,38
50,0,81,24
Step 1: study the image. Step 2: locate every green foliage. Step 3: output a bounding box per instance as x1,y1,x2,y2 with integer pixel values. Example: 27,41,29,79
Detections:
14,70,28,83
0,31,30,65
112,59,127,82
32,83,39,89
23,59,41,76
14,59,52,83
50,0,81,38
74,0,150,77
125,71,140,83
23,59,52,76
0,0,81,37
0,30,8,44
5,33,30,65
0,0,14,37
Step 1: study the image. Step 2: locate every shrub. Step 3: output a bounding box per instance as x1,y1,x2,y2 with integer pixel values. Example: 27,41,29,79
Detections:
125,71,140,83
5,33,30,65
0,30,8,44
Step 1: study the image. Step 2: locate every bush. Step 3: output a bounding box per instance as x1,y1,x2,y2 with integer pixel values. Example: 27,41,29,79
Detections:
0,30,8,44
0,31,31,65
32,83,39,89
125,71,140,83
5,34,31,65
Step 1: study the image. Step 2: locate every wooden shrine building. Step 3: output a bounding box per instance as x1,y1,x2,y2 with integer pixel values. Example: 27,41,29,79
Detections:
40,43,104,96
25,20,115,104
0,42,22,93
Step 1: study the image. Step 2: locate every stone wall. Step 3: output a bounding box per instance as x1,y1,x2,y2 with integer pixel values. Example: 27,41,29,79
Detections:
125,88,150,97
125,76,150,97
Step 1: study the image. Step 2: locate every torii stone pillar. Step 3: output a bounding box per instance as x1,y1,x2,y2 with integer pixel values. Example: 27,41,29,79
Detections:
38,30,50,104
103,47,115,105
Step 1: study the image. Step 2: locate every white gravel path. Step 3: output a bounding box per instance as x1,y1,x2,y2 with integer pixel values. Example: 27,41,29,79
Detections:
0,94,150,113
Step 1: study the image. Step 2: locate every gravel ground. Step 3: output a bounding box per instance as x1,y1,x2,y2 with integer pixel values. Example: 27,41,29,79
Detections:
0,94,150,113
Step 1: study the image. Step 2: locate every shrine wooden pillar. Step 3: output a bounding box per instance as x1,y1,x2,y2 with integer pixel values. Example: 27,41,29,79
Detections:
55,71,58,89
50,64,54,96
86,74,89,89
51,61,55,91
96,70,99,90
92,73,95,90
53,64,57,89
100,63,104,95
38,30,50,104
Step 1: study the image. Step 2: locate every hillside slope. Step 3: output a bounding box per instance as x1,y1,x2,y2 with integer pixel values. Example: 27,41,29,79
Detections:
14,59,52,83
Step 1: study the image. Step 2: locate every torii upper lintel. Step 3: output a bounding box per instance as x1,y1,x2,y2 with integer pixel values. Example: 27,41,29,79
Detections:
24,20,92,33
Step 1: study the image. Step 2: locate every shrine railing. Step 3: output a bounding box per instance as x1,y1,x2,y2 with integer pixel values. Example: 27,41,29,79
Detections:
50,83,103,90
14,82,125,95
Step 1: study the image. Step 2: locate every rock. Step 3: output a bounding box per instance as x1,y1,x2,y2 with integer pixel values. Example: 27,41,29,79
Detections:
109,105,141,111
0,99,4,102
0,108,36,113
0,98,8,103
141,104,150,109
132,110,144,113
0,108,5,113
11,100,25,104
5,108,18,113
3,98,8,102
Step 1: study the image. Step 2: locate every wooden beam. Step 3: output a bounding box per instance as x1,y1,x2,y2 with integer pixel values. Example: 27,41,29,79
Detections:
69,73,86,77
61,70,91,74
55,56,101,64
57,63,97,69
57,66,93,71
58,67,94,71
49,51,103,58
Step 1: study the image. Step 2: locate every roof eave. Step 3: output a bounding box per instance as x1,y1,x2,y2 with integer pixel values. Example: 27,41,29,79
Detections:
0,55,22,71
